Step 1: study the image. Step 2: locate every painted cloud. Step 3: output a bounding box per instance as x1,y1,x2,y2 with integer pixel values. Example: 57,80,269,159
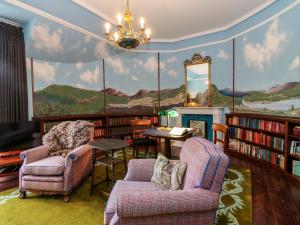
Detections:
80,66,99,83
289,56,300,71
217,50,228,60
244,19,287,70
31,24,63,55
33,61,56,83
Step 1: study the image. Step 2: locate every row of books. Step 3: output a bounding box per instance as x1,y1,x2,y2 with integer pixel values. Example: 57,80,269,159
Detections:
290,141,300,154
229,139,285,169
293,126,300,137
108,126,132,136
227,116,285,134
108,116,158,126
93,120,104,127
292,160,300,176
229,127,285,151
94,128,106,137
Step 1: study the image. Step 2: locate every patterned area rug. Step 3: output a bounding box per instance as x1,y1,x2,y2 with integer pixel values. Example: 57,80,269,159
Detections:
0,151,251,225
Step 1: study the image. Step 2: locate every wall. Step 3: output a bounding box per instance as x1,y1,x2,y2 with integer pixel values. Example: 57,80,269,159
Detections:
21,1,299,117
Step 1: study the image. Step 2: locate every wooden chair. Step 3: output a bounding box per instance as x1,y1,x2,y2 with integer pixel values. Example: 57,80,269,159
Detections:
130,119,157,158
212,123,228,151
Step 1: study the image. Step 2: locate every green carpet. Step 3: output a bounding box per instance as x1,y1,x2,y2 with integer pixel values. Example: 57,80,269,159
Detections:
0,152,251,225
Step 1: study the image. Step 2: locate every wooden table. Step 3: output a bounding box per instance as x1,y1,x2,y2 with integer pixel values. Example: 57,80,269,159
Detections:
89,139,128,195
144,128,195,158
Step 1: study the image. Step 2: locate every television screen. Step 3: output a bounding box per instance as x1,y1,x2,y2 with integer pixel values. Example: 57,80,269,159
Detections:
0,121,41,152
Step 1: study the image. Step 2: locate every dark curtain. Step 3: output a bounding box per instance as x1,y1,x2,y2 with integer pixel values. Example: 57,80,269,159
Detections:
0,22,28,122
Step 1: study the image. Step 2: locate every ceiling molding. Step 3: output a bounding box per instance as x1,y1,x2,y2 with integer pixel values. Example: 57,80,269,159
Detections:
72,0,276,42
0,17,20,27
5,0,300,54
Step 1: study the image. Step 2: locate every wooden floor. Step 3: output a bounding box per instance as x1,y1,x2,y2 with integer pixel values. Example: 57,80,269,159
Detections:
229,153,300,225
1,152,300,225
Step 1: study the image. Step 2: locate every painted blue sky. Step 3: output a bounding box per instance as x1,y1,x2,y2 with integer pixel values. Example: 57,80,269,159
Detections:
31,59,103,91
235,4,300,91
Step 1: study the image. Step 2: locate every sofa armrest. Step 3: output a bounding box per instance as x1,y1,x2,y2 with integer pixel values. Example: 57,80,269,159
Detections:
20,145,49,164
117,188,219,218
124,159,156,182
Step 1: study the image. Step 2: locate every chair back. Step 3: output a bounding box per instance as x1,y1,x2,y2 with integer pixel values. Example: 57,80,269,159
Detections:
130,119,152,138
212,123,228,151
180,137,229,193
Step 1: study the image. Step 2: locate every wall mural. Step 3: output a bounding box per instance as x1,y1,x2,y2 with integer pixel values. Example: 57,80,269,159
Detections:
104,52,158,113
234,5,300,116
31,58,104,116
25,4,299,117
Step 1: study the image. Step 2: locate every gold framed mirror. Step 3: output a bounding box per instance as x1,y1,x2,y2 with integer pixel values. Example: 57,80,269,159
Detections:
184,53,212,107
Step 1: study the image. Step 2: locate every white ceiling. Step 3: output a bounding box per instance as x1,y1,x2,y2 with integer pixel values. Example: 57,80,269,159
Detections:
73,0,274,42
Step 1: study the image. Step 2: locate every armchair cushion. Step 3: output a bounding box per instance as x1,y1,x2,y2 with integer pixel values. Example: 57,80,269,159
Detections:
117,188,219,217
23,156,65,176
105,180,166,225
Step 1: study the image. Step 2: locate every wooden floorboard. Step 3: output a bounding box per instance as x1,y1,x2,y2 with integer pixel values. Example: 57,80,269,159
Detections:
229,153,300,225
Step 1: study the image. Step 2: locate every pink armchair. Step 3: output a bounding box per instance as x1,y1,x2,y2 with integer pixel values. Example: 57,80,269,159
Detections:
105,137,229,225
19,126,94,202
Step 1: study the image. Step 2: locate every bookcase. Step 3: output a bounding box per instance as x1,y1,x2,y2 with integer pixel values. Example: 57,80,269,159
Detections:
34,113,159,139
226,112,300,184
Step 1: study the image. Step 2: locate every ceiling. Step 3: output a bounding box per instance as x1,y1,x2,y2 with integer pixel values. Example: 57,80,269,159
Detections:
73,0,275,41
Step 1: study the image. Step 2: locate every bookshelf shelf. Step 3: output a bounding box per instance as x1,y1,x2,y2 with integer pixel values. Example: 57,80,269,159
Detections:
33,113,160,140
289,135,300,141
226,112,300,185
229,124,285,137
289,153,300,160
233,137,284,154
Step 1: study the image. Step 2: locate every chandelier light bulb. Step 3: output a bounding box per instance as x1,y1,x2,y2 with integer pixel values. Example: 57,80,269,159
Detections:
105,22,111,33
117,14,123,25
145,29,151,39
114,32,119,41
139,17,144,29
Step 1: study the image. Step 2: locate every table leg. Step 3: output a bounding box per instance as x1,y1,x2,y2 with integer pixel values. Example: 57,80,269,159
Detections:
122,148,127,173
90,148,96,195
165,139,171,159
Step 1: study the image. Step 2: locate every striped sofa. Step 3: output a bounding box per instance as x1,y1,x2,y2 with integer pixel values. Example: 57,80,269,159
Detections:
105,137,229,225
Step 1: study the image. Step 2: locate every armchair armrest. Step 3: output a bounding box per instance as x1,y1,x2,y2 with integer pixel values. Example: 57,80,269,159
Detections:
66,144,92,163
118,189,219,218
64,144,93,192
20,145,49,164
124,159,156,182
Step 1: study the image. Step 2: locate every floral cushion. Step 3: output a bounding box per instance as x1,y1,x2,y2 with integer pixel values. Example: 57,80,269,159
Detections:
151,153,187,190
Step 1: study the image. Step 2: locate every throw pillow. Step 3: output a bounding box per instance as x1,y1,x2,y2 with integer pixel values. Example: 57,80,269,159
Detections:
151,153,187,190
43,120,94,157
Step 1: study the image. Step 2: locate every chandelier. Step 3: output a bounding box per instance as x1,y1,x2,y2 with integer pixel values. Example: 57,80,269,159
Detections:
104,0,151,49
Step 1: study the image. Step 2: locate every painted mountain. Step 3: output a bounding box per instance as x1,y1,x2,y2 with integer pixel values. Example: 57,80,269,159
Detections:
34,84,186,116
234,82,300,116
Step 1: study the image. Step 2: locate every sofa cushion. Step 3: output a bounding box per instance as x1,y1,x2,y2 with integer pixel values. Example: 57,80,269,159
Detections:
23,156,65,176
151,153,187,190
180,137,221,190
105,180,166,225
22,175,63,182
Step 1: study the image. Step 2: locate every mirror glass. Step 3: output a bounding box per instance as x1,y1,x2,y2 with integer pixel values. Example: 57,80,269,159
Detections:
184,54,211,107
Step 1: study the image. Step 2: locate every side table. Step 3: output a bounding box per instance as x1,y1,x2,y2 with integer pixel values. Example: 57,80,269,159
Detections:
90,139,128,195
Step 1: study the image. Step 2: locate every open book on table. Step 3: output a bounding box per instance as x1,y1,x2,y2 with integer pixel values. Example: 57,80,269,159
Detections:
169,127,193,136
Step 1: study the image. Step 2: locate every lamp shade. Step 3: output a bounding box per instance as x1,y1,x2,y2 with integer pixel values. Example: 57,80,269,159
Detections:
167,110,179,118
